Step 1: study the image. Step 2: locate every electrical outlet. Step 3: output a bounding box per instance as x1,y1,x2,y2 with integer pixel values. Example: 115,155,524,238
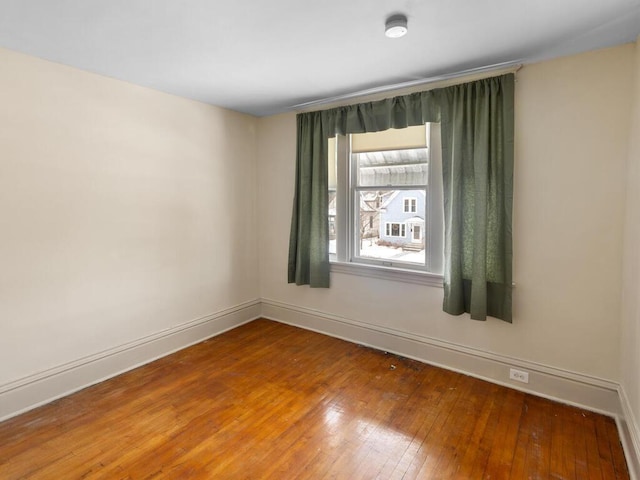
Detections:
509,368,529,383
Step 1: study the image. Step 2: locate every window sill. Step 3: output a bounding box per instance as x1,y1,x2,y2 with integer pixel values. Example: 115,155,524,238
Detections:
330,261,444,287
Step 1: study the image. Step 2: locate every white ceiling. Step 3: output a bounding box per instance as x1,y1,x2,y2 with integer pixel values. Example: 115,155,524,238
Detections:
1,0,639,117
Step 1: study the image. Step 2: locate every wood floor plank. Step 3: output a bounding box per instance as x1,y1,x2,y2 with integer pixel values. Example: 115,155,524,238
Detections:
0,319,630,479
451,382,506,479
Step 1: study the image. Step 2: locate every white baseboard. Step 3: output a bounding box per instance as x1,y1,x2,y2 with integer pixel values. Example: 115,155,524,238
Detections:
0,299,261,422
618,386,640,480
261,298,622,417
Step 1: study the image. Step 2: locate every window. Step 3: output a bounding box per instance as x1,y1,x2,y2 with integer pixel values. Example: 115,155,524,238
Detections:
404,198,417,213
386,222,406,237
328,124,444,277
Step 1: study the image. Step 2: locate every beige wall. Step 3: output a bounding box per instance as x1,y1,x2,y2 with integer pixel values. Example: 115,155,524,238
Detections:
0,48,259,386
621,37,640,440
258,44,634,381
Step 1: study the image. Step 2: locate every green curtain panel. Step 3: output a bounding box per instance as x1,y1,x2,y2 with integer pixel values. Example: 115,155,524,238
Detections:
288,74,514,322
439,76,515,322
288,111,331,287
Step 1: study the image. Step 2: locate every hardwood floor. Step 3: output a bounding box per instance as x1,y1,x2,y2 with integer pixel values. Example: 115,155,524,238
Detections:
0,319,629,479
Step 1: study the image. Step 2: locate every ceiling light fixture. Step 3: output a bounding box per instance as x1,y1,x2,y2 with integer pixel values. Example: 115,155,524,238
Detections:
385,14,408,38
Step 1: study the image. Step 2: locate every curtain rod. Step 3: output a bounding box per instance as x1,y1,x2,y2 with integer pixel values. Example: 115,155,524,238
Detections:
290,61,523,112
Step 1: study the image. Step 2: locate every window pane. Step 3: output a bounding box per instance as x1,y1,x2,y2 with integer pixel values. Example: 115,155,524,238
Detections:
329,189,336,255
355,148,428,187
328,137,337,190
355,189,426,266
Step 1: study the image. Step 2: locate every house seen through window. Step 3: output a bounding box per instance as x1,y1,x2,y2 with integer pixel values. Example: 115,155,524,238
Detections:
404,198,417,213
329,124,444,274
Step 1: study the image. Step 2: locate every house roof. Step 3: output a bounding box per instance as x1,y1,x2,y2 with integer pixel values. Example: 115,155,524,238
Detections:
356,148,429,187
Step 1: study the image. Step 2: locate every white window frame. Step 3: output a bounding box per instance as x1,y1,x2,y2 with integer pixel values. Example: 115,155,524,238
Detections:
329,124,444,287
403,197,417,213
385,222,406,237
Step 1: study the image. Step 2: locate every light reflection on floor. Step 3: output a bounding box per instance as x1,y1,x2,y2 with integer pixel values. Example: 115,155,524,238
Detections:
321,401,432,472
